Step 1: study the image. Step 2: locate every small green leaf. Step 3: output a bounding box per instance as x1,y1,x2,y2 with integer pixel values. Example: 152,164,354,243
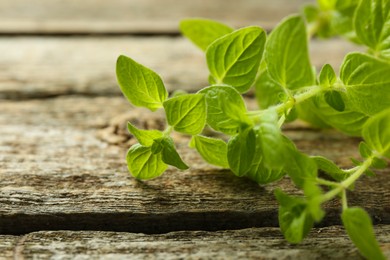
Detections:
299,94,368,136
342,207,386,260
206,26,266,93
246,165,285,185
246,133,289,184
254,70,285,109
371,157,388,169
319,64,337,87
265,15,315,90
254,109,287,169
275,189,314,244
126,144,168,180
309,0,358,40
354,0,390,58
286,151,318,189
362,108,390,158
191,135,229,168
359,142,373,159
180,18,233,51
163,94,206,135
127,122,163,147
324,91,345,112
312,156,349,181
296,100,332,129
227,128,256,177
199,85,251,135
116,55,168,111
155,137,189,170
340,53,390,116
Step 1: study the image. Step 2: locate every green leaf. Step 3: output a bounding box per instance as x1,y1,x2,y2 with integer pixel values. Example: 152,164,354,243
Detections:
206,26,266,93
265,15,315,90
359,142,373,159
362,108,390,158
245,132,289,184
246,165,285,185
275,189,314,244
371,157,388,169
163,94,206,135
324,91,345,112
340,52,390,116
191,135,229,168
312,156,349,181
126,144,168,179
286,151,318,189
127,122,163,147
199,85,251,135
254,109,287,169
227,128,256,177
116,55,168,111
296,100,332,129
342,207,386,260
154,137,189,170
299,94,368,136
354,0,390,58
309,0,358,40
254,70,285,109
180,18,233,51
318,64,337,87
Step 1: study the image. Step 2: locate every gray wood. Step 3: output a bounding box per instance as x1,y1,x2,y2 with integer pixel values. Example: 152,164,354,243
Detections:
1,96,389,235
0,37,362,99
2,227,390,259
0,0,314,34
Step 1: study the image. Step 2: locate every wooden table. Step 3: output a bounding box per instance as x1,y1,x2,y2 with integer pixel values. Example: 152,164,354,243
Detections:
0,0,389,258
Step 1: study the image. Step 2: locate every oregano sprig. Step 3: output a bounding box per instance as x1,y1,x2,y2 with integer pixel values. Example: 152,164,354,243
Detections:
116,0,389,258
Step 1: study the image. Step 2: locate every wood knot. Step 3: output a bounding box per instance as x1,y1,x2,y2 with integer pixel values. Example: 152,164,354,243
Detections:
96,108,165,146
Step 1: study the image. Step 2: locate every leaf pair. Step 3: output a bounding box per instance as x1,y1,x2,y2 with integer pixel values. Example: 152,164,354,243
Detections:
226,109,287,184
117,56,210,179
126,123,188,179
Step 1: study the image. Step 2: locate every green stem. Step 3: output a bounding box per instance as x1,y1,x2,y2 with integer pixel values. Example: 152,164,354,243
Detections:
342,190,348,211
321,157,373,202
163,126,173,137
316,177,340,187
248,85,323,119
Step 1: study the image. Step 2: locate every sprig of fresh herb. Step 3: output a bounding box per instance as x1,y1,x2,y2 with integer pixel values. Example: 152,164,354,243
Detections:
115,0,389,258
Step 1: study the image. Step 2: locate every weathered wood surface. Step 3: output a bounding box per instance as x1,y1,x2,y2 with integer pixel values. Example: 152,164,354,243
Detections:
0,0,314,34
1,0,389,258
2,226,390,259
0,37,362,99
1,96,389,235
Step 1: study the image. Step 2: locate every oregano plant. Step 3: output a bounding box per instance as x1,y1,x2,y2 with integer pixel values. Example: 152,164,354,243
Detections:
116,0,389,258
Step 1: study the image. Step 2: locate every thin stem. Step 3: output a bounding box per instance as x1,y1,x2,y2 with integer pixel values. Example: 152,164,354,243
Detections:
342,190,348,211
163,125,173,137
316,178,340,187
248,85,323,119
321,157,373,203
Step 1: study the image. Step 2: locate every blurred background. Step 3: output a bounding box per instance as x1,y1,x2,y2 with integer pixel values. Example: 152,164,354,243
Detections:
0,0,315,100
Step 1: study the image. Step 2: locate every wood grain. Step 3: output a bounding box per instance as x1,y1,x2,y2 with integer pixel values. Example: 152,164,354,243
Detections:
1,96,389,235
0,0,314,34
0,37,362,99
1,227,389,259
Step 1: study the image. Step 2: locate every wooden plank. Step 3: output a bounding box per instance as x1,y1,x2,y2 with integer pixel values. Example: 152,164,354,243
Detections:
0,37,362,99
0,0,314,34
3,227,390,259
1,96,389,235
0,235,18,259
